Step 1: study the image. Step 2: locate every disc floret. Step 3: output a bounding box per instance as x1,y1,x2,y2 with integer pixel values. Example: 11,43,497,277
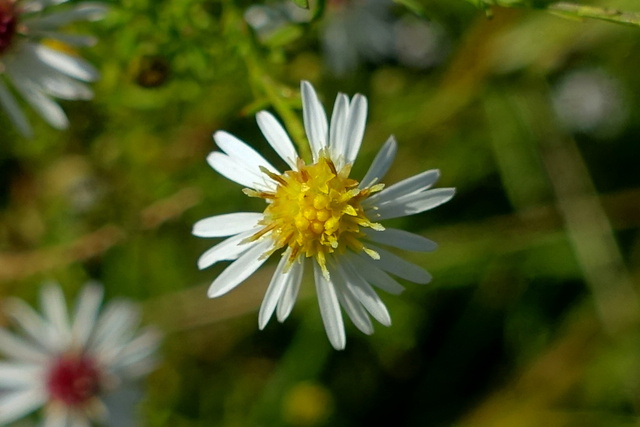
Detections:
0,0,18,55
245,151,384,277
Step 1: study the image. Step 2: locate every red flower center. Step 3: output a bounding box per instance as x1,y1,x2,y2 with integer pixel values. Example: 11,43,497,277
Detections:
0,0,18,55
46,355,102,406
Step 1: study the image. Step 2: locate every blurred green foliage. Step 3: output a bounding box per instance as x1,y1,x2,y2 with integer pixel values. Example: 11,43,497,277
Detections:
1,0,640,426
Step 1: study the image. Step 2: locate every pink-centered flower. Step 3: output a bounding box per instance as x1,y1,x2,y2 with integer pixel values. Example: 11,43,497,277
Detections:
0,283,161,426
194,81,454,350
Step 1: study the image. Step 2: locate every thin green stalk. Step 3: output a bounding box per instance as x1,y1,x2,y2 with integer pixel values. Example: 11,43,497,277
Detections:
223,0,312,162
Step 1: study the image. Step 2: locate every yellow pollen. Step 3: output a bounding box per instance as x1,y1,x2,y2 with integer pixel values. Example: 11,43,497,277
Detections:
249,154,384,277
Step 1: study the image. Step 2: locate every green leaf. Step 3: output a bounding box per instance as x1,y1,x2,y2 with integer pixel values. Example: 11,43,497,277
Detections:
291,0,309,9
393,0,427,18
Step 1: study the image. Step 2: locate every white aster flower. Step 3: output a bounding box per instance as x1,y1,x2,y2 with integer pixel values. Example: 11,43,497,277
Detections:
0,0,107,137
193,80,454,350
0,282,162,426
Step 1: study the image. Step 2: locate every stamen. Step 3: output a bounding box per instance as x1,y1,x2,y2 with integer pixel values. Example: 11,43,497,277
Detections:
250,155,382,277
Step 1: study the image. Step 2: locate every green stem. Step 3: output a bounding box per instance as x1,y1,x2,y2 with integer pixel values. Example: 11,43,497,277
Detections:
224,0,312,162
473,0,640,28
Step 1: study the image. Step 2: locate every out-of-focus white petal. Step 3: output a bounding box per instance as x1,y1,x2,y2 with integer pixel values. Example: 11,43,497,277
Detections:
360,135,397,188
31,44,99,81
192,212,263,238
363,228,438,252
0,80,32,137
0,363,43,387
256,111,299,169
23,3,108,28
301,80,328,160
91,300,140,355
112,327,162,377
5,69,69,129
40,284,71,348
313,261,346,350
3,297,56,351
42,405,69,427
207,239,273,298
0,388,47,425
71,283,103,348
0,329,48,362
28,31,97,47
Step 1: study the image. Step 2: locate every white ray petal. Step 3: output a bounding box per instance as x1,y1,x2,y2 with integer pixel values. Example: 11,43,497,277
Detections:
301,81,328,160
91,301,139,355
71,283,103,348
213,131,279,174
369,188,456,221
0,363,43,387
259,250,293,329
360,135,397,188
339,262,391,326
42,406,69,427
112,327,161,377
23,4,109,28
276,259,304,323
197,228,260,269
5,70,69,129
363,228,438,252
346,253,405,295
313,261,346,350
40,284,71,347
0,329,47,362
31,44,99,81
0,80,32,137
0,387,47,424
366,169,441,206
28,31,97,47
343,94,367,164
207,240,273,298
332,266,374,335
192,212,262,238
256,111,298,169
329,93,349,161
365,244,432,284
207,152,273,191
3,297,56,351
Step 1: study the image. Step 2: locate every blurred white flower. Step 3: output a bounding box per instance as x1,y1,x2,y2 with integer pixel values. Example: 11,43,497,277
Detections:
244,0,448,75
194,81,454,349
0,0,107,138
552,68,627,137
394,16,448,70
0,283,161,426
321,0,395,76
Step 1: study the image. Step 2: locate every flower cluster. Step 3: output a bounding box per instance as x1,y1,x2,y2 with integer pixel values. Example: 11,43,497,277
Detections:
194,81,454,349
0,0,107,137
0,283,161,426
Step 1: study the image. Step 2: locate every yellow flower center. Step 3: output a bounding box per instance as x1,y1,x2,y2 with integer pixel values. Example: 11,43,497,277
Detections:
245,153,384,277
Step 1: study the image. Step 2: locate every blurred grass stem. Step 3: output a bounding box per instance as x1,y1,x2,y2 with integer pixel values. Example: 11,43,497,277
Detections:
527,86,640,334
